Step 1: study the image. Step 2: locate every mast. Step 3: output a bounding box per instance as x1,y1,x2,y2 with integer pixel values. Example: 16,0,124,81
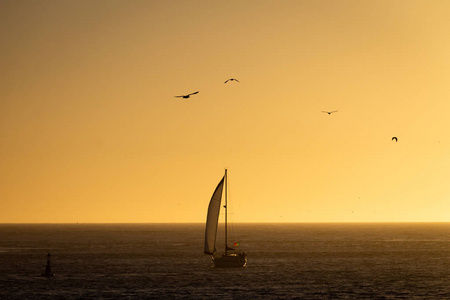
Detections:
224,169,228,256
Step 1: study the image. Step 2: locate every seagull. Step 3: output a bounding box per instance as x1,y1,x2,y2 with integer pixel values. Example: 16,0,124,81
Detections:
322,110,338,115
392,137,398,142
224,78,239,84
175,91,199,99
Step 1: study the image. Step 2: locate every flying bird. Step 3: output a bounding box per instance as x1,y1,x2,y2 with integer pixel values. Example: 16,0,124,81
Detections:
322,110,338,115
392,137,398,142
224,78,239,84
174,91,199,99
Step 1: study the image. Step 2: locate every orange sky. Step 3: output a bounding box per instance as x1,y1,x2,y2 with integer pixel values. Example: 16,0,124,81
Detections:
1,0,449,222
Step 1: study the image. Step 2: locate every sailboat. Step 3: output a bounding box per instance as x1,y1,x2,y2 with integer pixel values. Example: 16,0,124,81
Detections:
204,169,247,268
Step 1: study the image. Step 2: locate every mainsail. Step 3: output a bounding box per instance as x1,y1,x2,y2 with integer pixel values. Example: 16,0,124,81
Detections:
204,176,224,255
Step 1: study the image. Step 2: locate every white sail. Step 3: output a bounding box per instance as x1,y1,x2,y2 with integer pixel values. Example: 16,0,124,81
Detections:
204,176,224,255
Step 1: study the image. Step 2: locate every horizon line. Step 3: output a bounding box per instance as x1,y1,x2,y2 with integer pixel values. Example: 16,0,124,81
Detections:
0,221,449,225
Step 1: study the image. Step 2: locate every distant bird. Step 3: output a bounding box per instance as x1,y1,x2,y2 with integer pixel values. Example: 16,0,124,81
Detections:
224,78,239,84
175,91,199,99
392,137,398,142
322,110,338,115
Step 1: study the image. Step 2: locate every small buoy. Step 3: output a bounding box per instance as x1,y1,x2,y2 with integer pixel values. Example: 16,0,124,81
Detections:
41,253,55,277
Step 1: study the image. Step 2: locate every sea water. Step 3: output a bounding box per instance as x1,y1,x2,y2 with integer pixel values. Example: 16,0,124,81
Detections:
0,223,448,299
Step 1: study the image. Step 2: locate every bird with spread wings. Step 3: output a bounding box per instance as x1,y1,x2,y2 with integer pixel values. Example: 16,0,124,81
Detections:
322,110,338,115
174,91,199,99
224,78,239,84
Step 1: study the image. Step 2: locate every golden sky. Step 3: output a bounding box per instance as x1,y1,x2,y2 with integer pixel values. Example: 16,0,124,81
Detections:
1,0,449,222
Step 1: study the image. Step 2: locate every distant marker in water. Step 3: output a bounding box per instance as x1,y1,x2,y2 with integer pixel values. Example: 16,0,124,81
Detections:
41,253,55,277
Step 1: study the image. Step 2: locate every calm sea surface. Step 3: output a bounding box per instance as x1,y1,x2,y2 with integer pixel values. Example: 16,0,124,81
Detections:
0,223,448,299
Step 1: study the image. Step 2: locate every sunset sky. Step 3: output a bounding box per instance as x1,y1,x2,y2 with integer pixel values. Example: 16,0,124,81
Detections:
1,0,449,223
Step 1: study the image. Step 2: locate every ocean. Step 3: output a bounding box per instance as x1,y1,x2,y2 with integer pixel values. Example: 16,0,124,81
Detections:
0,223,448,299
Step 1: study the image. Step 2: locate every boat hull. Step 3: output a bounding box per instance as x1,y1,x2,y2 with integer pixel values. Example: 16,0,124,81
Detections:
213,253,247,268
